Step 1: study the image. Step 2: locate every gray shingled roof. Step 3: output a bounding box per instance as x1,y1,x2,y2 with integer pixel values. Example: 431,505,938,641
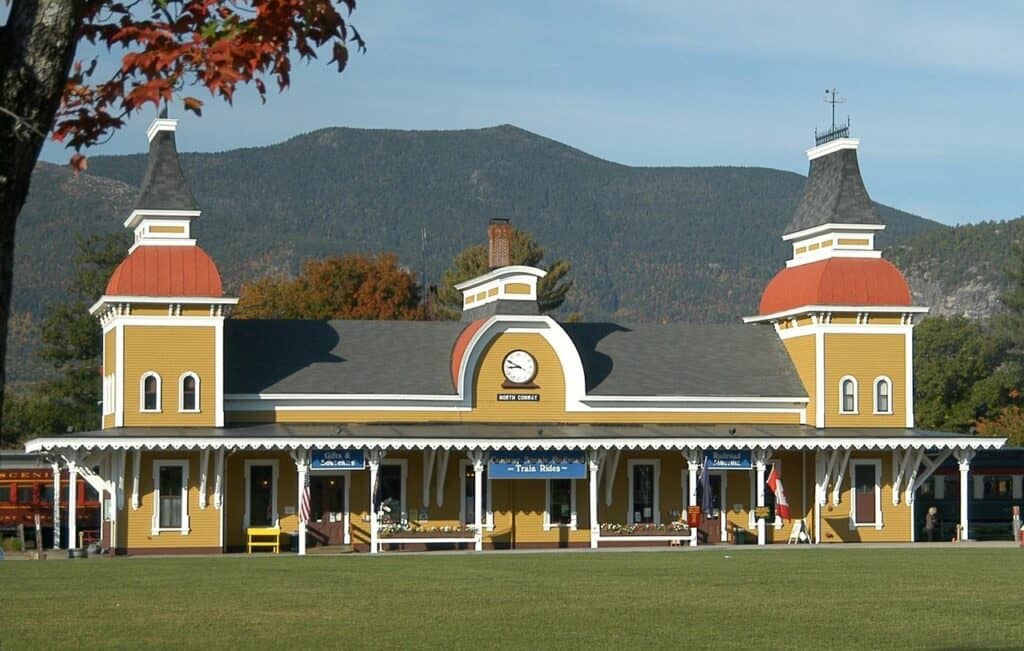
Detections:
225,319,807,399
562,323,807,398
225,320,467,395
785,147,881,235
135,129,199,212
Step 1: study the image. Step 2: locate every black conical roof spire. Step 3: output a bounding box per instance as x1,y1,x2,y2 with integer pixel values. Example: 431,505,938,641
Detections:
784,135,882,236
135,112,198,212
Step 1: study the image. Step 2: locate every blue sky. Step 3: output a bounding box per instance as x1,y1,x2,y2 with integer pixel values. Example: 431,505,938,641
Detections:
36,1,1024,225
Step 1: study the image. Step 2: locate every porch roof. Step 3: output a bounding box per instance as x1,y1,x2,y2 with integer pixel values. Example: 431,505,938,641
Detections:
24,423,1005,453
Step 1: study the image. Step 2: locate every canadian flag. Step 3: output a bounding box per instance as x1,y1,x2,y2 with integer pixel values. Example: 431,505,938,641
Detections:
766,465,791,520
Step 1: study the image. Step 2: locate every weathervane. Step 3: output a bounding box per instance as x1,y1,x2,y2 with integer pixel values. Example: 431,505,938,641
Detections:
823,88,845,129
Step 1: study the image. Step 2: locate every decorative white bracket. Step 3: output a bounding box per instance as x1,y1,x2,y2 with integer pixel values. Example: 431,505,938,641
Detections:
131,449,141,510
908,450,952,504
898,448,923,504
422,449,437,508
198,449,211,510
830,449,851,506
213,448,225,510
434,449,450,508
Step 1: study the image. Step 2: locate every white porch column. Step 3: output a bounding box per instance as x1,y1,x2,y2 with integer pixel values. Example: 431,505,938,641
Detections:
368,449,383,554
955,450,975,541
289,448,311,556
51,461,61,549
471,451,485,552
754,452,767,546
588,451,601,549
685,450,700,547
67,460,79,549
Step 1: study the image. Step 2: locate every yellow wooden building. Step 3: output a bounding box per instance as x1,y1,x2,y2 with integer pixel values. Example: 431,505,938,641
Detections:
25,117,1003,554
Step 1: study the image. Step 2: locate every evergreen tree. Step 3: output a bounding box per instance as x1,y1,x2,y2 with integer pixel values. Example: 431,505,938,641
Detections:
437,229,573,320
2,232,128,446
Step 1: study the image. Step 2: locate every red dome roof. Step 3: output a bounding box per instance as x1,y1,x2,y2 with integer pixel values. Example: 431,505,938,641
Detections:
451,319,487,389
759,258,911,316
106,245,223,297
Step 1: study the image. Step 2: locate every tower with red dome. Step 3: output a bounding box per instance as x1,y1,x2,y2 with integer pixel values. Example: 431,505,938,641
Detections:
745,124,927,429
90,111,237,429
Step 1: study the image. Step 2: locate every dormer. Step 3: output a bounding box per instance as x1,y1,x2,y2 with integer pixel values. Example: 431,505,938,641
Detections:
455,219,547,321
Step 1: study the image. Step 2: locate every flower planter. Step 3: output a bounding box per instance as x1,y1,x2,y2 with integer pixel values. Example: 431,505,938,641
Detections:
380,530,476,539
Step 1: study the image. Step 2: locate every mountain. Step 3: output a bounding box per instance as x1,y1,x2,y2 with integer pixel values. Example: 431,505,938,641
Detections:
887,218,1024,320
15,125,944,384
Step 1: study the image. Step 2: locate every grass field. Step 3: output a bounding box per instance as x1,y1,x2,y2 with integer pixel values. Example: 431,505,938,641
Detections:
2,548,1022,649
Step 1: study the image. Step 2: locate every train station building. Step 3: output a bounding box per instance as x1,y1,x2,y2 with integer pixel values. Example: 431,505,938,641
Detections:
24,115,1004,554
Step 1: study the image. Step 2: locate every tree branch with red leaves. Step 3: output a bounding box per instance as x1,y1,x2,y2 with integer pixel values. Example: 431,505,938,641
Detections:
54,0,365,169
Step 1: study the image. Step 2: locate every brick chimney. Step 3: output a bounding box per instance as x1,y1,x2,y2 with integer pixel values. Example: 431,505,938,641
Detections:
488,218,512,269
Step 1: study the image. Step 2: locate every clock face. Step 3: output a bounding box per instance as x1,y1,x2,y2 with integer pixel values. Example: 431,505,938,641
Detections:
502,350,537,385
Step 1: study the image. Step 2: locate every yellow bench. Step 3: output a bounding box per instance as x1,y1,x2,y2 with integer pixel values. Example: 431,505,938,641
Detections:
247,526,281,554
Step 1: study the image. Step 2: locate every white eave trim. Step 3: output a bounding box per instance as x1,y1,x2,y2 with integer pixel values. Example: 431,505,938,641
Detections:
806,137,859,160
124,209,201,229
90,295,240,315
453,265,547,291
782,222,886,242
25,435,1007,453
743,304,930,324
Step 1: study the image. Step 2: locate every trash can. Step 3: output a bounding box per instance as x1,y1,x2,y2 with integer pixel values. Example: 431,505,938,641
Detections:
733,529,747,545
289,531,299,553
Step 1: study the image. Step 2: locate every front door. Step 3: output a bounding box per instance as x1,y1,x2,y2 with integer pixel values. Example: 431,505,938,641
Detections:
699,474,725,543
307,474,348,546
246,462,277,528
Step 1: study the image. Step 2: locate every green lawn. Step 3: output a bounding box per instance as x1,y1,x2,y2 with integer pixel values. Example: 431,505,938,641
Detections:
1,548,1022,649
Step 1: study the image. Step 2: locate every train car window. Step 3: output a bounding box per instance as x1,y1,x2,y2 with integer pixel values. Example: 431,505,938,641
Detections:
0,486,10,502
17,486,34,503
85,483,99,502
40,485,54,502
982,476,1012,499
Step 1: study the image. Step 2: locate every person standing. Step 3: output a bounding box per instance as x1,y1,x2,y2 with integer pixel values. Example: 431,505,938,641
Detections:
925,506,939,542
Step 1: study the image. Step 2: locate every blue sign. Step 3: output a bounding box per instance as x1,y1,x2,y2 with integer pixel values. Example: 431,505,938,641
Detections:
704,450,752,470
311,449,365,471
488,451,587,479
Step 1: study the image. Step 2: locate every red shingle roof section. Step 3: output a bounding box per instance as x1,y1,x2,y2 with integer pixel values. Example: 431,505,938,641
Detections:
105,245,223,297
759,258,911,315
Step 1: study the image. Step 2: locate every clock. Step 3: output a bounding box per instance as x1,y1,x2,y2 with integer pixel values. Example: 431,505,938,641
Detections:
502,350,537,385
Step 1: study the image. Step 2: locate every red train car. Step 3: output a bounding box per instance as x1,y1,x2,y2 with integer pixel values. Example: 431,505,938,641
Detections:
0,452,101,549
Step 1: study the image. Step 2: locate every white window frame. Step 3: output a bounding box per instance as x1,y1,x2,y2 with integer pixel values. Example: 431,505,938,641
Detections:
873,376,893,415
839,375,859,414
544,478,577,530
243,459,279,529
627,459,661,525
849,459,883,529
459,459,494,530
151,459,190,535
178,372,201,413
379,459,408,523
750,458,784,530
140,371,162,413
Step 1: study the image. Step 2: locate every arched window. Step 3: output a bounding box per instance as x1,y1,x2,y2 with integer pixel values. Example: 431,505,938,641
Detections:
141,372,161,412
180,373,200,412
874,376,892,414
839,376,858,414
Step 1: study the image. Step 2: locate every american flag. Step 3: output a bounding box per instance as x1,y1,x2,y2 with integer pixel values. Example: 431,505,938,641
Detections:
299,473,311,523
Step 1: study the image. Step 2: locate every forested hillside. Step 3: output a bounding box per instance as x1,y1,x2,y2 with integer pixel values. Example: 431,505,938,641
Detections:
15,124,944,384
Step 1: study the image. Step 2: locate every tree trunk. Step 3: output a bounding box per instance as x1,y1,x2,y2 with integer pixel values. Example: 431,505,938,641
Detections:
0,0,84,446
